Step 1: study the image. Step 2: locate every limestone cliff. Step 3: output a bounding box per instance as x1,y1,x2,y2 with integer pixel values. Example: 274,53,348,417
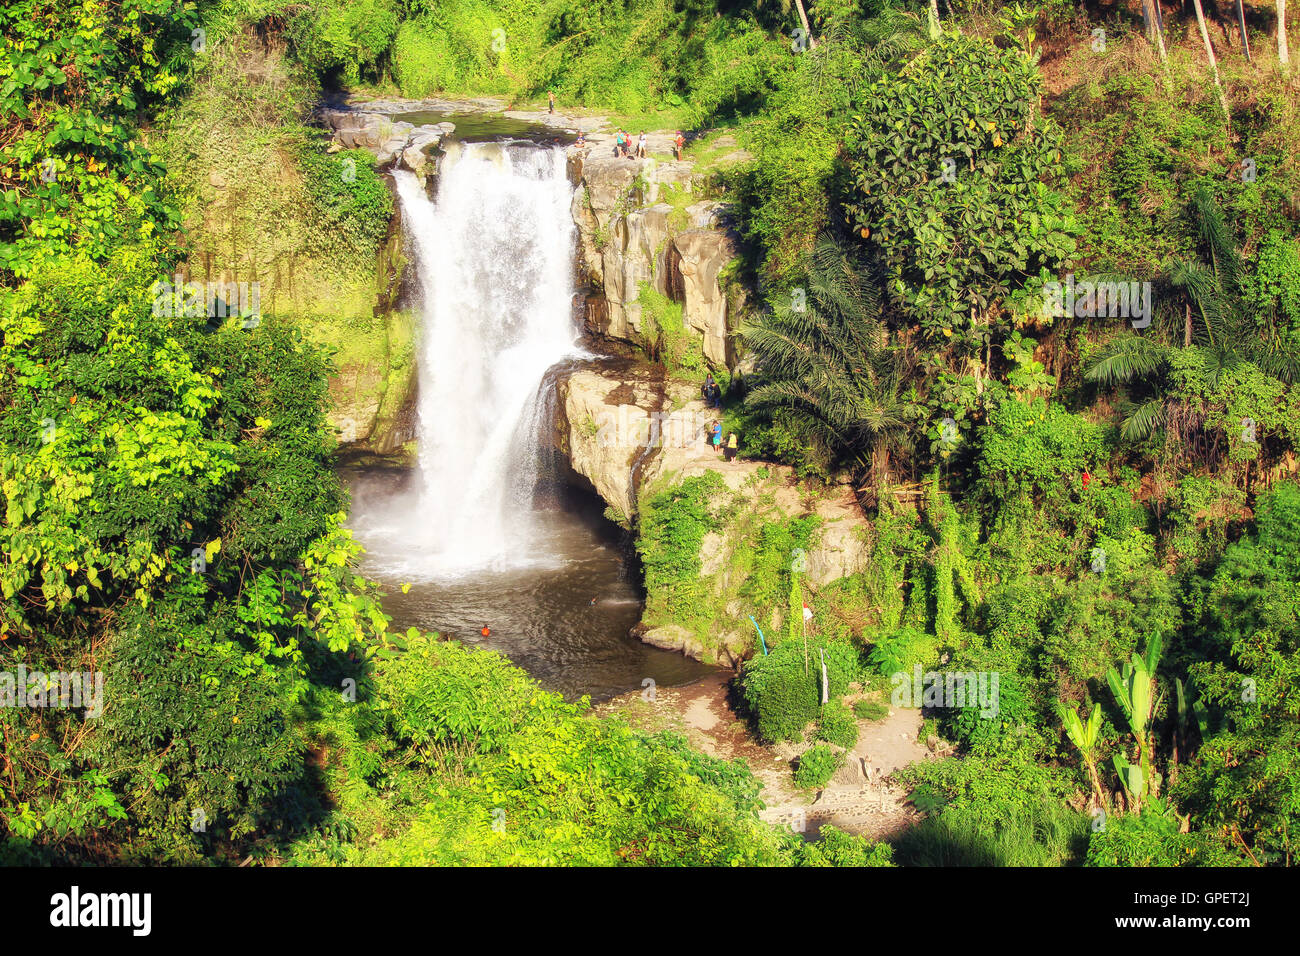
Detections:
555,362,872,666
570,145,747,370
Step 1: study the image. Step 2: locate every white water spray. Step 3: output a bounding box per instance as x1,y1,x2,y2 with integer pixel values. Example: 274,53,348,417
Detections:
386,142,579,575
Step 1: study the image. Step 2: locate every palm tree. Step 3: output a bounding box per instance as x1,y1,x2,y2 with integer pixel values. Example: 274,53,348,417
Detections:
761,0,817,51
744,234,908,484
1085,188,1299,443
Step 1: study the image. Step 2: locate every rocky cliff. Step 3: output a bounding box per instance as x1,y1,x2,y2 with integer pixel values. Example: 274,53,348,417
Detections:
555,362,872,665
318,98,751,386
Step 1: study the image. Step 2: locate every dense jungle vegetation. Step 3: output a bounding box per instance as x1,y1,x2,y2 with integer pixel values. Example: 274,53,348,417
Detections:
2,0,1298,867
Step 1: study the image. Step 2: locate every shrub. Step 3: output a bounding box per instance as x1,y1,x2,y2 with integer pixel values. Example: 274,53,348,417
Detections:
867,627,940,677
816,700,859,749
739,638,865,743
794,743,843,790
1085,806,1245,867
799,826,894,867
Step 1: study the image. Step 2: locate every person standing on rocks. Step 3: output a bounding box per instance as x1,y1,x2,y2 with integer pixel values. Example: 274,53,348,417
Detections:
724,432,739,462
710,420,723,457
637,131,648,158
674,130,685,161
548,90,556,114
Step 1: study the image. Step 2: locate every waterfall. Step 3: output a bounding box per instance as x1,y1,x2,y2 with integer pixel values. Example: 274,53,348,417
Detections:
388,142,579,576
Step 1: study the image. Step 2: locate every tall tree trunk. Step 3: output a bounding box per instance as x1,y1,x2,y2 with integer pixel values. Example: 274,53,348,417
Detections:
1145,0,1170,63
930,0,942,39
794,0,816,51
1281,0,1292,69
1193,0,1232,113
1237,0,1253,59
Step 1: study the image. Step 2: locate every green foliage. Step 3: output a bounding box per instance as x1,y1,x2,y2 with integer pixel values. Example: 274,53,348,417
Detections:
638,282,704,375
739,636,864,743
794,742,843,790
946,665,1033,756
0,0,194,277
296,147,394,266
867,626,939,677
1085,805,1243,867
894,744,1087,867
741,514,821,613
816,699,859,748
733,16,925,282
975,397,1105,502
843,31,1076,339
305,634,809,866
1174,482,1300,864
798,825,894,866
635,471,727,625
287,0,400,86
853,698,889,721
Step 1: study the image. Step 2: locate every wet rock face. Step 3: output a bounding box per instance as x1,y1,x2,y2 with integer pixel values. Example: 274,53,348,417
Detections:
320,108,447,172
555,361,873,665
321,100,747,373
568,148,743,371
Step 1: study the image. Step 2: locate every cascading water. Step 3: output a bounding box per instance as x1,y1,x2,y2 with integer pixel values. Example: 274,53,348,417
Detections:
345,125,714,700
390,142,579,574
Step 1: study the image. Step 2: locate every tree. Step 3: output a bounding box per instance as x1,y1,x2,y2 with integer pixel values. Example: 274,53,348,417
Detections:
1280,0,1292,70
1173,482,1300,863
1191,0,1231,113
843,32,1076,340
744,234,908,483
1085,188,1300,444
1235,0,1252,60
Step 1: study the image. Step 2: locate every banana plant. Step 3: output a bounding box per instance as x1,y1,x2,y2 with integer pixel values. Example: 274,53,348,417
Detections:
1106,633,1163,810
1055,700,1106,809
1170,676,1209,786
1112,754,1145,812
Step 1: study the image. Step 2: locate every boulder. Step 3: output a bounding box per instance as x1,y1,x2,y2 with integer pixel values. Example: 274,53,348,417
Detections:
671,230,735,366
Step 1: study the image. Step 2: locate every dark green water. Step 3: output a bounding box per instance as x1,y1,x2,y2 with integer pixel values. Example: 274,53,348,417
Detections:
391,110,576,145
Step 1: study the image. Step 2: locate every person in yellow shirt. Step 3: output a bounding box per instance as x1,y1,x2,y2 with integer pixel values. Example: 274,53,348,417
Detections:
724,432,739,462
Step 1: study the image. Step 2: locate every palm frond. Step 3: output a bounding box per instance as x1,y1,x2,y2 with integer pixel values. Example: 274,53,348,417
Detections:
1121,398,1168,442
1084,334,1170,385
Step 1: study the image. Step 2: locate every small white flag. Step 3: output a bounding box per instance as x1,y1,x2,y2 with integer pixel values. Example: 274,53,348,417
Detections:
802,602,813,622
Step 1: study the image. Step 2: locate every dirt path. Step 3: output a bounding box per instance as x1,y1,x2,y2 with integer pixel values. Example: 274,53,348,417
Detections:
598,672,938,843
